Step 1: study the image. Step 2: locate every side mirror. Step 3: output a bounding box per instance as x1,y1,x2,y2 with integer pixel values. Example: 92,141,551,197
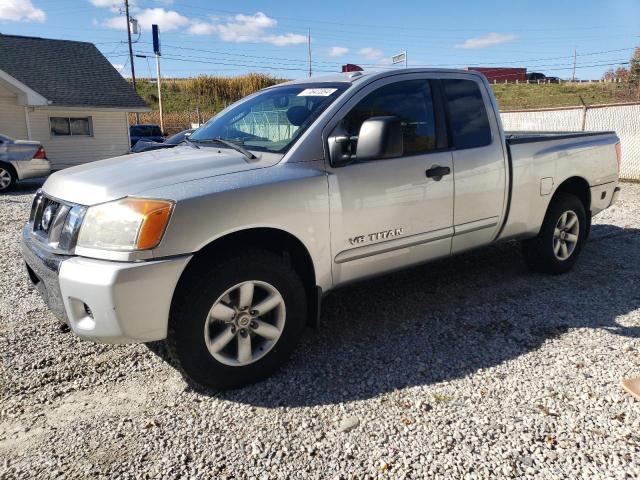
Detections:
328,132,357,168
356,116,403,161
328,116,403,167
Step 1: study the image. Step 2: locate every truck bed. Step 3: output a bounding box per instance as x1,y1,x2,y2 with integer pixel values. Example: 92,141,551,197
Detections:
498,130,619,242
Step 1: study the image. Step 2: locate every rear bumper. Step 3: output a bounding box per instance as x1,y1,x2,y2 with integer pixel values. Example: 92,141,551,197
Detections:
610,186,621,206
12,158,51,180
590,182,619,216
21,227,192,343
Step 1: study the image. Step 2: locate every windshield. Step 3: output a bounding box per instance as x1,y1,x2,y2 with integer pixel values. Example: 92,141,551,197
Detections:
190,83,348,154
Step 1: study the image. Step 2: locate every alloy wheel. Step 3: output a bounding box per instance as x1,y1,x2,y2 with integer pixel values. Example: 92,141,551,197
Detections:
203,280,286,366
553,210,579,260
0,168,11,190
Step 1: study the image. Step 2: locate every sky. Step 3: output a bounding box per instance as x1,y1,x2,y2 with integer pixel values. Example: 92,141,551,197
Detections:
0,0,638,81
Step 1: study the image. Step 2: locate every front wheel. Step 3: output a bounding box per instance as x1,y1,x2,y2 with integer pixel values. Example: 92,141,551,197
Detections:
522,193,587,275
166,249,307,390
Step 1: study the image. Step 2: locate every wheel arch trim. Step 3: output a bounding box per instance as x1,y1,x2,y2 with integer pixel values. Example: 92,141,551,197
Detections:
175,226,322,328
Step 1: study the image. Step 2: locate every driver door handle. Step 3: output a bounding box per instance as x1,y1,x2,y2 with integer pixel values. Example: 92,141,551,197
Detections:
425,165,451,180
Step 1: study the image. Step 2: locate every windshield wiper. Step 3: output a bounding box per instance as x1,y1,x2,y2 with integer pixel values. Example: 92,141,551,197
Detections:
192,137,257,160
181,136,200,149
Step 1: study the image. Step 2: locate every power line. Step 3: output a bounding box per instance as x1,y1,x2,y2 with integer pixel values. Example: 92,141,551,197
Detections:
135,52,337,73
155,42,638,69
127,48,630,78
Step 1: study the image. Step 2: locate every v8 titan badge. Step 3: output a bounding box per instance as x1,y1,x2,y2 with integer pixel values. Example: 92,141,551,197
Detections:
349,228,404,246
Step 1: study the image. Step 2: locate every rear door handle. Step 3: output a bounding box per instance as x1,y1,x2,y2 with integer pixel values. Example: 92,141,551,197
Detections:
425,165,451,180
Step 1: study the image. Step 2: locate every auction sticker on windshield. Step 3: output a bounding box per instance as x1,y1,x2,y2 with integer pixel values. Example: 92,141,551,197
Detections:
298,88,338,96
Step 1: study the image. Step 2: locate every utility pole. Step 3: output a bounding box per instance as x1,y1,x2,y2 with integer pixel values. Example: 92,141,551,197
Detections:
572,48,577,82
307,28,312,77
124,0,139,123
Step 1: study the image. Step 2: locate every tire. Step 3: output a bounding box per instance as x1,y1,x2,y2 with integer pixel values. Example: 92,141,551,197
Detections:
166,249,307,390
0,163,16,193
522,192,587,275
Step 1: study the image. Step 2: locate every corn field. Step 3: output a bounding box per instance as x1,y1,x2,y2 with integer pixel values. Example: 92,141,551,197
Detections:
129,73,285,135
128,111,215,135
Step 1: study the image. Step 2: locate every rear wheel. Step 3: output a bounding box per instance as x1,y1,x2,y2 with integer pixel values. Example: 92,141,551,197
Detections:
0,164,16,193
522,193,587,274
166,249,307,390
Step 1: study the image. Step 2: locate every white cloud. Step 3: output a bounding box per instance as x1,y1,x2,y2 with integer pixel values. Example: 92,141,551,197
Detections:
216,12,275,42
263,33,307,46
329,46,348,57
111,63,124,71
187,12,305,47
103,15,126,29
104,7,188,32
454,33,516,49
0,0,45,22
359,47,383,60
187,20,216,35
89,0,119,7
137,8,188,31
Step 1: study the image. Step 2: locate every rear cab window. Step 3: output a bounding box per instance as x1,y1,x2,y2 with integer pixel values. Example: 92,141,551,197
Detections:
442,79,492,149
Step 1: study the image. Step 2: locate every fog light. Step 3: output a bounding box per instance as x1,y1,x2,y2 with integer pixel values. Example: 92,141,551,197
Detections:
83,303,93,319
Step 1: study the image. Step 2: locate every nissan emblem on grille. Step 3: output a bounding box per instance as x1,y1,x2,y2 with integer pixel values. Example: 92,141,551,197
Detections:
41,204,56,231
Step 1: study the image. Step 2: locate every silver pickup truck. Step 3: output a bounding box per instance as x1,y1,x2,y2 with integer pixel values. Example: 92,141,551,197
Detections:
21,69,621,389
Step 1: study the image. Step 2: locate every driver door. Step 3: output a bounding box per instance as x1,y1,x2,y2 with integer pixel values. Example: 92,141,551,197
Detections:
325,75,454,286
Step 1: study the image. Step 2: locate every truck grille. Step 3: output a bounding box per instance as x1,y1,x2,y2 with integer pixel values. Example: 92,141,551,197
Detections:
29,190,86,254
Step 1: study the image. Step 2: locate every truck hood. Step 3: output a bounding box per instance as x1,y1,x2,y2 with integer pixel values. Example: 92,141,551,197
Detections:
43,145,282,205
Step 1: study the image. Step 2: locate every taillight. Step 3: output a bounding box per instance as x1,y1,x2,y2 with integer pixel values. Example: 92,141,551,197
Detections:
33,147,47,159
615,142,621,176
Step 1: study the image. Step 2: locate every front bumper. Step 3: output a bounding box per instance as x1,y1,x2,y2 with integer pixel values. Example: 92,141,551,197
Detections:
21,227,192,343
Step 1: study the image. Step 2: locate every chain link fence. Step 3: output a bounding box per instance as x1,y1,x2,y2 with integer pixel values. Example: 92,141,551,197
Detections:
501,102,640,181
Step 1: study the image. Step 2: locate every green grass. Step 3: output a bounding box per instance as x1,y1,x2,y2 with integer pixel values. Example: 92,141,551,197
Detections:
132,74,284,116
130,76,631,122
491,82,625,110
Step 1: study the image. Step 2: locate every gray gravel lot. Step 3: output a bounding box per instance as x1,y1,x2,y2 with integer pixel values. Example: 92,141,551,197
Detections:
1,180,639,479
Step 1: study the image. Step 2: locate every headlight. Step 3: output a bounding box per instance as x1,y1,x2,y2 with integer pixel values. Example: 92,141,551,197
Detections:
77,197,174,251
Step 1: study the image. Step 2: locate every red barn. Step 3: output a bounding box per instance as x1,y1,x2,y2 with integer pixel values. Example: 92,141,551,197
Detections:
466,67,527,83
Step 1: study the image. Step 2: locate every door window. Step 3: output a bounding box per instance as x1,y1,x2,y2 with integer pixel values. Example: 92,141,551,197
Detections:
343,80,437,155
442,79,492,149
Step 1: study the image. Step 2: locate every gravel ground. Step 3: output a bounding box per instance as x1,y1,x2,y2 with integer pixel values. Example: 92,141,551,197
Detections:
1,180,639,479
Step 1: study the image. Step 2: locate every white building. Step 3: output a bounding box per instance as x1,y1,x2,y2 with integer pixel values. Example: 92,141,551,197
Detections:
0,34,149,169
